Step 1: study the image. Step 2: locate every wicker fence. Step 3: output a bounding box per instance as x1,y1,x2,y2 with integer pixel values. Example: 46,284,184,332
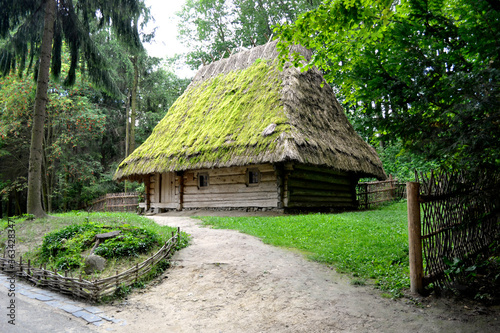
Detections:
356,176,406,210
0,228,181,302
90,192,139,212
407,170,500,293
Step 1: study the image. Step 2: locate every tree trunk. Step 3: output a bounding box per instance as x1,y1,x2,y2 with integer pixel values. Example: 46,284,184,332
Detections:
130,55,139,154
27,0,56,218
125,91,131,157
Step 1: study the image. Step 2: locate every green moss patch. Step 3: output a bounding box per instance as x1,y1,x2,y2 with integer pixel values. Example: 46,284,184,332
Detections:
38,222,161,271
116,60,289,177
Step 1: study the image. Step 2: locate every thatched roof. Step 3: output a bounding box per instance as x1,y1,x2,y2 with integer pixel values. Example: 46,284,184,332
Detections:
114,40,386,181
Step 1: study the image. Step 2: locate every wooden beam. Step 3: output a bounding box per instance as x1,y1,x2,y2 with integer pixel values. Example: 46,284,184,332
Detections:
183,181,276,194
177,171,184,211
288,171,351,186
288,195,354,203
274,163,285,209
407,182,424,294
289,189,353,198
288,179,351,192
286,201,357,208
184,172,276,186
183,191,278,203
145,175,151,210
183,198,277,208
293,164,349,177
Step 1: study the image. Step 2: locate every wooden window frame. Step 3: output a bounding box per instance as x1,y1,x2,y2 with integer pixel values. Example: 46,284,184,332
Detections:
246,168,260,186
197,172,209,189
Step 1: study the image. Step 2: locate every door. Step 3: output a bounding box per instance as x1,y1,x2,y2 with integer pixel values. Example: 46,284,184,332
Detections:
160,172,175,204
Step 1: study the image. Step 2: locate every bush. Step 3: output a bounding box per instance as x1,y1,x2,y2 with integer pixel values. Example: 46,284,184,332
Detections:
38,221,161,270
93,228,160,258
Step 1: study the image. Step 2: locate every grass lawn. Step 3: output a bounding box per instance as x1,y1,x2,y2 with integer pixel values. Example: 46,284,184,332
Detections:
199,201,410,297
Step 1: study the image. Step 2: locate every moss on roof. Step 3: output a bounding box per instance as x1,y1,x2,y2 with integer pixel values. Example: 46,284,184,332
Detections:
114,41,386,181
115,59,290,178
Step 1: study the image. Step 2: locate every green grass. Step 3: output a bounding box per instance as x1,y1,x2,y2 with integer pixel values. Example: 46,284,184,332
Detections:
199,201,409,297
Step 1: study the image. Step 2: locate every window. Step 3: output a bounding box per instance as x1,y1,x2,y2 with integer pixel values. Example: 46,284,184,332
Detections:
198,173,209,188
246,169,260,186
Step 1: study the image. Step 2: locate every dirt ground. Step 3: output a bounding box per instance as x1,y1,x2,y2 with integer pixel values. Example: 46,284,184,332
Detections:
96,213,500,332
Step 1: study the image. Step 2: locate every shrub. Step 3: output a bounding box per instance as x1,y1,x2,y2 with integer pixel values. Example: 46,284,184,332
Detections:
38,222,161,270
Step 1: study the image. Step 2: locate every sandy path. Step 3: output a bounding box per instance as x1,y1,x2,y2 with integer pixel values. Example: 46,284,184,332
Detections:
96,216,499,332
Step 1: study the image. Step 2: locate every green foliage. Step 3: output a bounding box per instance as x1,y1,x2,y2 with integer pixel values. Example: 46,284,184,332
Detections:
0,45,189,215
377,141,440,181
199,202,410,297
38,219,163,271
93,228,160,258
276,0,500,172
0,0,144,96
0,71,108,212
177,0,321,69
442,241,500,304
40,223,96,259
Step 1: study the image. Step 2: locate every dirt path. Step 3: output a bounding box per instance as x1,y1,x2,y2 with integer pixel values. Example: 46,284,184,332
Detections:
96,216,499,332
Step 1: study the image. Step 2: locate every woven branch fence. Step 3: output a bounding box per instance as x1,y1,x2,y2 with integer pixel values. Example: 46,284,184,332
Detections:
90,192,139,212
0,228,181,302
407,170,500,293
356,176,406,210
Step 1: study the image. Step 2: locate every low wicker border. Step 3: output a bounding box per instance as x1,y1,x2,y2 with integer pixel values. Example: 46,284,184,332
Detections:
0,228,181,302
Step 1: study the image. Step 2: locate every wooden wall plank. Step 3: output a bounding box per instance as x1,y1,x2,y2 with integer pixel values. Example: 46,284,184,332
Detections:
288,171,351,185
287,201,357,208
288,195,353,203
293,164,349,177
289,189,353,198
285,164,357,209
175,164,279,208
183,198,278,208
150,202,178,209
183,181,276,194
288,179,351,192
183,191,278,203
184,171,275,187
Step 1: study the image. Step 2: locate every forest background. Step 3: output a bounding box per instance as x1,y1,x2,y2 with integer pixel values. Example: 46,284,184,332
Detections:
0,0,498,217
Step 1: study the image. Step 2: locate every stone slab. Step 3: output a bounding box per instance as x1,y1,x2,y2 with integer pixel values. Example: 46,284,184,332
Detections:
84,306,103,314
34,294,54,301
73,311,103,323
59,304,83,313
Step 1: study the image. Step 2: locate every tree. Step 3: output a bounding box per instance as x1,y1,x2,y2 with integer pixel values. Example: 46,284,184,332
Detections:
0,0,144,217
177,0,321,69
276,0,500,171
134,56,191,144
0,69,106,214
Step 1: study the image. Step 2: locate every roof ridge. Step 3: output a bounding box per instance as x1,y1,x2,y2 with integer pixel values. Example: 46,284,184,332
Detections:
191,40,311,85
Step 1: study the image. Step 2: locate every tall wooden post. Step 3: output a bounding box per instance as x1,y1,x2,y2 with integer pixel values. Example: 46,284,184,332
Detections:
407,182,424,294
145,176,151,211
389,174,395,200
177,171,184,211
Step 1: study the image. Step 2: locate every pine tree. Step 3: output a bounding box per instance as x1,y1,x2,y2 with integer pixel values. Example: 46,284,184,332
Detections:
0,0,144,217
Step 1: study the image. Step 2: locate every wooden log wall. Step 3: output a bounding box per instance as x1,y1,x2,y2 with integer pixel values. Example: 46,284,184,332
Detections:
182,163,278,208
284,164,357,209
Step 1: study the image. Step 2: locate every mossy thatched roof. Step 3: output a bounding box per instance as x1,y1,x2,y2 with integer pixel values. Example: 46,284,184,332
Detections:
114,41,386,181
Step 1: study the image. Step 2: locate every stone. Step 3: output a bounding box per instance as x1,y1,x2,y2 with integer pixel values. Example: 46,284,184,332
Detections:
84,254,107,274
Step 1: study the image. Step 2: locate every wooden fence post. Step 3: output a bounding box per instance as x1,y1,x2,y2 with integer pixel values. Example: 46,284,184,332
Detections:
389,174,395,200
407,182,424,294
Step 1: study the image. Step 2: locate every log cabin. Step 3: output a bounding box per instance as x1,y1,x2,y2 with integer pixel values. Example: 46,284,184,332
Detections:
114,41,386,213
